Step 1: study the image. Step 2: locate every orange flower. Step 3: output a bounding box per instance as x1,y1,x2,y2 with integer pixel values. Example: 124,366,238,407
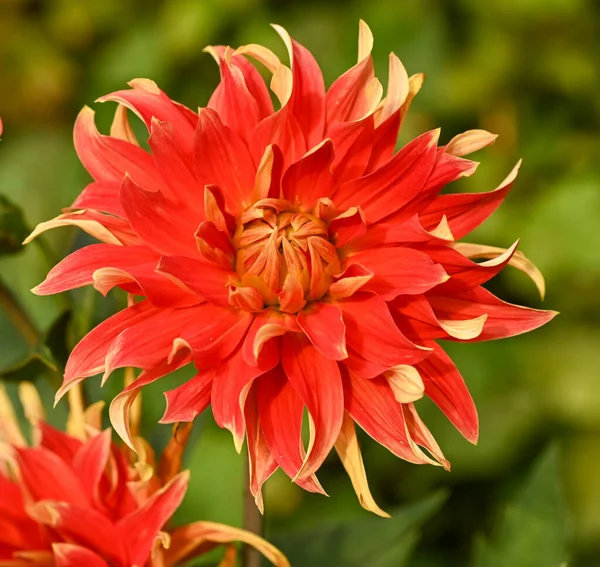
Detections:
28,22,555,515
0,383,288,567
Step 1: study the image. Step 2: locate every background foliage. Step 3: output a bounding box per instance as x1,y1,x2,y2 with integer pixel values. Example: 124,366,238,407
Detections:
1,0,599,565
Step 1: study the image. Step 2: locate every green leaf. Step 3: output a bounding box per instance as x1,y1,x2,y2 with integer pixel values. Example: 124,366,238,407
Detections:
0,194,30,256
473,444,570,567
272,491,447,567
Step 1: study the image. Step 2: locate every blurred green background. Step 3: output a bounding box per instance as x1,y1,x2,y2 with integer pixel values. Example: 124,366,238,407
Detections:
0,0,599,565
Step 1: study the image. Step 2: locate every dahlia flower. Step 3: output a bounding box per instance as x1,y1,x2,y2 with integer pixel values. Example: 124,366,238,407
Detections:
28,22,555,515
0,382,289,566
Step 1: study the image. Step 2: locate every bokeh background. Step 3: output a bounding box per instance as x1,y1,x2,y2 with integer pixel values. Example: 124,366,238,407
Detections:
1,0,599,565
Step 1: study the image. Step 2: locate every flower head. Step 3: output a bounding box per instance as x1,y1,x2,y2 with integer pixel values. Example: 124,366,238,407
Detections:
0,383,288,566
28,22,555,515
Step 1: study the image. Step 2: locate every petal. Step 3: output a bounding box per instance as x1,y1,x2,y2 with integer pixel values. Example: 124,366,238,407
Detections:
334,411,389,518
163,521,290,567
98,78,197,156
329,207,367,249
120,175,199,257
39,423,82,463
419,161,520,240
343,371,426,464
255,367,326,494
415,341,478,443
384,365,425,404
296,302,347,361
445,129,498,157
282,139,335,210
338,293,431,366
342,346,389,379
273,25,326,148
52,544,110,567
30,502,125,563
148,118,204,208
194,108,256,213
16,447,90,507
73,106,161,191
428,286,557,342
71,181,125,217
328,264,373,301
211,345,280,453
281,333,344,478
160,370,213,424
207,48,263,144
345,246,449,299
157,255,234,306
60,301,157,399
244,387,278,513
334,129,439,223
118,471,190,567
72,429,113,507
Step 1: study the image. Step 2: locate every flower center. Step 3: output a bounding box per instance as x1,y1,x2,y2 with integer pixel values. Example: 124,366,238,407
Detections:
230,199,341,313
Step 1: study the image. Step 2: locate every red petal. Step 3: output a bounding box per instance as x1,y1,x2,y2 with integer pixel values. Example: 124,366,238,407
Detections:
428,286,557,342
419,162,520,240
53,544,110,567
415,341,478,443
16,447,90,507
194,108,255,213
329,207,367,248
346,246,449,299
208,52,262,144
148,118,203,209
72,429,112,508
39,423,82,463
74,107,160,191
120,176,199,257
281,333,344,478
71,181,124,217
195,221,235,268
244,387,278,513
274,26,326,148
282,139,335,210
61,301,157,398
338,293,431,366
256,367,326,494
211,345,280,452
334,129,439,223
118,471,189,566
342,346,389,379
327,118,375,183
157,255,233,306
297,302,347,360
98,78,197,156
160,370,212,424
29,502,125,563
343,371,424,463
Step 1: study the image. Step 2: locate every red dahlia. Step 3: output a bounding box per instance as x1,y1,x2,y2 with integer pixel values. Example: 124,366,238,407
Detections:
28,22,555,515
0,383,288,566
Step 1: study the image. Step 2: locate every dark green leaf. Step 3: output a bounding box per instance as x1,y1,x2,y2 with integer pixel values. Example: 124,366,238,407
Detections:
272,491,447,567
0,194,30,255
473,444,569,567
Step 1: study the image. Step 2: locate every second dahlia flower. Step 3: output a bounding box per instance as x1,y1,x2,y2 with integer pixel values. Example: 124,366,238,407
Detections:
0,383,288,566
28,22,555,515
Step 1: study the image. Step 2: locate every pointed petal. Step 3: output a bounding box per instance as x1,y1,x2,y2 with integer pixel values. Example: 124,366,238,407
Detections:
445,129,497,157
118,471,189,567
256,367,326,494
282,139,335,209
346,246,449,299
160,370,212,424
71,181,125,217
72,429,113,506
297,302,347,360
334,129,439,223
334,411,390,518
52,544,110,567
428,286,557,342
384,365,425,403
338,293,431,366
343,371,427,464
281,333,344,478
329,206,367,248
415,341,478,443
194,108,256,213
163,521,290,567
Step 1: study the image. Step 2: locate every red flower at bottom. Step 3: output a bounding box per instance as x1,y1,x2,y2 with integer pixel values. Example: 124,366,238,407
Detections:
0,383,289,567
28,22,556,515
